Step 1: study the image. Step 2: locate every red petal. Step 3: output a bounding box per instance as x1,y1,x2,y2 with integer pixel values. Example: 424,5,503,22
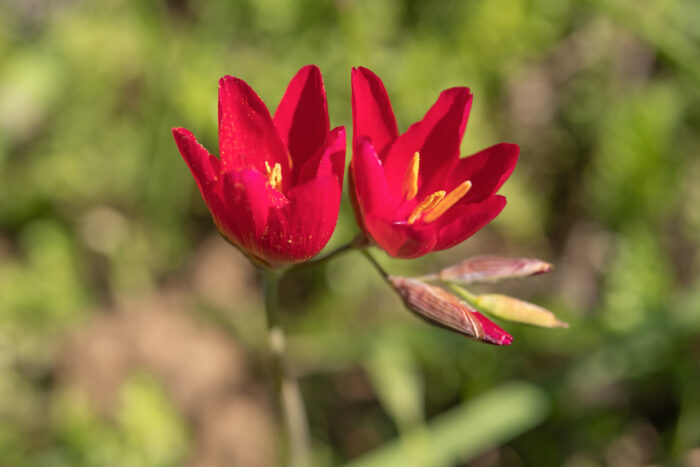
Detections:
296,126,346,187
472,311,513,346
352,139,396,220
273,65,330,181
433,195,507,251
347,166,370,237
383,87,472,196
447,143,519,203
353,139,448,259
172,127,220,206
218,76,288,175
364,214,438,258
351,67,399,158
219,169,271,253
260,175,342,264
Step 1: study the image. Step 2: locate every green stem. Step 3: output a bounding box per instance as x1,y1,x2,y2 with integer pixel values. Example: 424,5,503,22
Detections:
263,271,311,467
287,234,371,273
287,241,355,273
448,284,479,304
360,249,389,282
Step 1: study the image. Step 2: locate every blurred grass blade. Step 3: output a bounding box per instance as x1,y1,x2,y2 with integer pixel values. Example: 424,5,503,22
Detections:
365,337,425,433
343,381,549,467
436,256,552,285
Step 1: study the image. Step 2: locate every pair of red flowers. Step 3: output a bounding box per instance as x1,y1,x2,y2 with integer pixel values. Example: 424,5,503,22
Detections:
173,66,518,268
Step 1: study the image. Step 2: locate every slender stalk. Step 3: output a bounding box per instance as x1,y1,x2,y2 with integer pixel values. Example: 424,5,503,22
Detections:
410,273,439,282
287,233,371,273
360,249,389,282
287,241,355,273
263,271,311,467
448,283,479,304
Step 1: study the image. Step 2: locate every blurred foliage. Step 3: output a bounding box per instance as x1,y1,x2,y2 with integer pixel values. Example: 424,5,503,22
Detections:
1,0,699,466
54,374,188,467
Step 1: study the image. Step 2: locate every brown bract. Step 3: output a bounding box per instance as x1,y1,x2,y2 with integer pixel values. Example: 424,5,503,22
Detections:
388,276,512,345
438,255,553,284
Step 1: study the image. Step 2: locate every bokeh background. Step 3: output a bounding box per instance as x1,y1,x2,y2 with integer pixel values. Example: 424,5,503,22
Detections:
1,0,699,465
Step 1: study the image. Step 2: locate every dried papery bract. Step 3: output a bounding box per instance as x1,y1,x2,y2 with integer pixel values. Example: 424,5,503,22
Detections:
438,255,553,284
388,276,512,346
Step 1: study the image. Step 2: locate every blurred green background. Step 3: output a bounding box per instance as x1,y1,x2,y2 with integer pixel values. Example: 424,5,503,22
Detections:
1,0,699,465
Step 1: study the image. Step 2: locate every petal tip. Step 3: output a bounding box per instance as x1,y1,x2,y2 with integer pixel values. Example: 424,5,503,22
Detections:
331,125,346,138
172,126,192,136
500,142,521,159
172,127,197,144
218,75,249,91
444,86,472,95
473,311,513,346
291,65,323,89
352,66,380,82
300,64,321,75
356,136,375,152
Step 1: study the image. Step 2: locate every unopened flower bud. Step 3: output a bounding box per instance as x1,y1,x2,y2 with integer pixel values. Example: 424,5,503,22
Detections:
473,293,568,328
438,255,553,285
388,276,512,346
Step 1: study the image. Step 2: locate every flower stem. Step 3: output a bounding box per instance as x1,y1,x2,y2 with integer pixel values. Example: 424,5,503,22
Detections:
287,234,369,273
262,270,311,467
360,249,389,281
411,273,440,282
287,242,354,273
448,283,479,304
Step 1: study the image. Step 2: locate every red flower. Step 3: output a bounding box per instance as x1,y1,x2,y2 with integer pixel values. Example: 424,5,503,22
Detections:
173,66,346,267
349,67,519,259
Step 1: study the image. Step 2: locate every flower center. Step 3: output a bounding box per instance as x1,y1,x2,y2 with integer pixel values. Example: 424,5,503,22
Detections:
407,190,445,224
421,179,472,223
401,152,473,224
265,161,282,190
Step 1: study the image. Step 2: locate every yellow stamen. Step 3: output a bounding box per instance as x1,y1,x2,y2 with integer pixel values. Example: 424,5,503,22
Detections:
265,161,282,190
401,152,420,200
407,191,445,224
422,180,472,223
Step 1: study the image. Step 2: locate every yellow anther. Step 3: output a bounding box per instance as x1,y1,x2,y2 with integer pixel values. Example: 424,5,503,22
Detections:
422,180,472,223
401,152,420,200
407,191,445,224
265,161,282,190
